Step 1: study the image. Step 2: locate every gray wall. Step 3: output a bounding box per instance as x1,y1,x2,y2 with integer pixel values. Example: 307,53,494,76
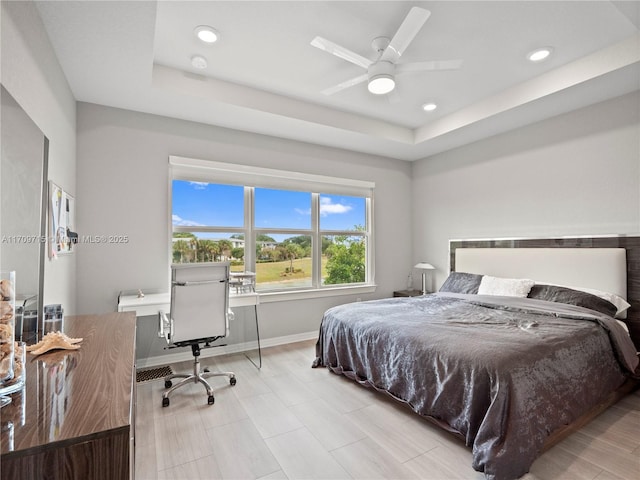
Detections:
1,0,77,313
75,103,413,360
412,91,640,289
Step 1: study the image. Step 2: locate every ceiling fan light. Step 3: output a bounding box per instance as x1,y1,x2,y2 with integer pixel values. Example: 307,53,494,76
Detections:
368,75,395,95
194,25,219,44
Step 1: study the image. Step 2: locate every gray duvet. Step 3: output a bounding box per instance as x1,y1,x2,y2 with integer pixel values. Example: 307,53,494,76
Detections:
313,293,639,480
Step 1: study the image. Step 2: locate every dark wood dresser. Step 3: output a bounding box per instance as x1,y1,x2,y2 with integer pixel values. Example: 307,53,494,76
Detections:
1,312,136,479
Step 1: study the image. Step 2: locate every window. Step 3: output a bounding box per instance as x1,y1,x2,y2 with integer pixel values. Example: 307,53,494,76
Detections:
172,181,246,271
170,157,374,295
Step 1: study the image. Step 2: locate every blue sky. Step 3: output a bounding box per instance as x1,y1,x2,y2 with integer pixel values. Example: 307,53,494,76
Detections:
172,181,244,227
172,181,365,234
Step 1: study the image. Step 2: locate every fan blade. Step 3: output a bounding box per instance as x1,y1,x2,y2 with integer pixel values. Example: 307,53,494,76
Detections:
381,7,431,62
396,59,463,74
311,36,372,69
321,73,369,95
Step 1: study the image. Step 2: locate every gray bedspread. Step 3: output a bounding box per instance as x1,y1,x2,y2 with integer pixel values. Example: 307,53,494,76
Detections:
313,293,639,480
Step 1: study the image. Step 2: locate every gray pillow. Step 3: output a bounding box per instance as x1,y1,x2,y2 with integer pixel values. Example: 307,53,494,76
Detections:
439,272,483,294
528,284,617,317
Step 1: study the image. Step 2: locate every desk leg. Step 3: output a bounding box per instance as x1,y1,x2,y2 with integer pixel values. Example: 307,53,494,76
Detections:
244,304,261,369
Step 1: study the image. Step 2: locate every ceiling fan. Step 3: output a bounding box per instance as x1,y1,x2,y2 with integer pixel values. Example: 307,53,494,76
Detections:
311,7,462,96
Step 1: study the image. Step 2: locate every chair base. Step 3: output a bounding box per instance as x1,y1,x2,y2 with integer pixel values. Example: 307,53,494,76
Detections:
162,344,236,407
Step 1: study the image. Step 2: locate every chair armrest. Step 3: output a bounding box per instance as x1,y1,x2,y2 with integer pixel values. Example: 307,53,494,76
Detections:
226,309,235,335
158,310,172,342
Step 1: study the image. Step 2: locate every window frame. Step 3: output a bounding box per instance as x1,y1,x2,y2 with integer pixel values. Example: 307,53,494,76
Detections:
169,156,376,302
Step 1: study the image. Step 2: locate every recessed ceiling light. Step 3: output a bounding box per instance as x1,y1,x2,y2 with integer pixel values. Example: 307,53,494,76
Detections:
194,25,219,44
422,102,437,112
191,55,208,69
527,47,553,62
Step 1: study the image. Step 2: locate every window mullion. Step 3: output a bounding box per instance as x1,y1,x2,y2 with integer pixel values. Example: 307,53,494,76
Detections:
245,187,255,271
366,196,374,285
311,193,320,288
173,226,245,234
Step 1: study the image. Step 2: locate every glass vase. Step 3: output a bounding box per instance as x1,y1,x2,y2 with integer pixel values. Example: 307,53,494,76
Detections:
0,271,16,386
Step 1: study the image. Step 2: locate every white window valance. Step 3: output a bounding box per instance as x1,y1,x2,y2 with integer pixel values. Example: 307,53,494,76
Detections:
169,156,375,197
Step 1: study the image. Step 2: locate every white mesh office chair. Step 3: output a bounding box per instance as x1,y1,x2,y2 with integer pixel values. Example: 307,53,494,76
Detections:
158,262,236,407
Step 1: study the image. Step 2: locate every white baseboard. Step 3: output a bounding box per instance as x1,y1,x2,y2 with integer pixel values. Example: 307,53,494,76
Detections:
136,330,318,369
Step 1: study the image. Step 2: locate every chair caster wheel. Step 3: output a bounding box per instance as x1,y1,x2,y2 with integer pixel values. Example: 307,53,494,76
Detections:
164,380,172,389
230,377,237,386
207,395,215,405
162,397,170,407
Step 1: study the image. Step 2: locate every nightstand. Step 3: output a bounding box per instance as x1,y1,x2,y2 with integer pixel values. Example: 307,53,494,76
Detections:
393,289,424,297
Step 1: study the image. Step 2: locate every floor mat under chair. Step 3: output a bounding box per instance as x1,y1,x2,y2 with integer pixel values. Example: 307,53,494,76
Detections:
136,365,174,383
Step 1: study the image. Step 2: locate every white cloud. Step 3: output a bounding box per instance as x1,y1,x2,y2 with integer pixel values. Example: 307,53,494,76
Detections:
172,214,204,227
189,181,208,190
320,197,352,216
294,199,351,216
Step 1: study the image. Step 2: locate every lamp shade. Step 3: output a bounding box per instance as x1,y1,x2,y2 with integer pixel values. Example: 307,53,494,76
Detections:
414,262,435,270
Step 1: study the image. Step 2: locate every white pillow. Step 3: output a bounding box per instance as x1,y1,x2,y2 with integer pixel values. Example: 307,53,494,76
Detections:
478,276,535,298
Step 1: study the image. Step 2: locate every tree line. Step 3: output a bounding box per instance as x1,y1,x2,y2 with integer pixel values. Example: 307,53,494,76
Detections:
172,231,365,284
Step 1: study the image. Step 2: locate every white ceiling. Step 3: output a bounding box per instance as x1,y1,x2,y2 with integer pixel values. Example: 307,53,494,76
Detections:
35,1,640,161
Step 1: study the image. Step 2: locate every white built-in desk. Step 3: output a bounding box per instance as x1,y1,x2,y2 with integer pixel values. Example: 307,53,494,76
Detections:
117,291,259,316
117,291,261,368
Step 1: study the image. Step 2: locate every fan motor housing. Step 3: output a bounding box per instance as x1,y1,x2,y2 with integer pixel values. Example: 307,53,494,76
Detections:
368,60,395,78
371,36,391,53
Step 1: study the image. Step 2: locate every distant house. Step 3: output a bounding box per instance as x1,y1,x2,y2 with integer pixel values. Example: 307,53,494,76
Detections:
257,240,277,250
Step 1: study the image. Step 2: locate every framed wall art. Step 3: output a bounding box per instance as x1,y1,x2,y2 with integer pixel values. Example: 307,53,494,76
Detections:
48,181,77,258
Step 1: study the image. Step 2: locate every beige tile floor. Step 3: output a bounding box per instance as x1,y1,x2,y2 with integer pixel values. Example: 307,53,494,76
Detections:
135,340,640,480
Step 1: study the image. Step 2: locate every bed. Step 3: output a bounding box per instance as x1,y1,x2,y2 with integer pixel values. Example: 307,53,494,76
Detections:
313,239,640,480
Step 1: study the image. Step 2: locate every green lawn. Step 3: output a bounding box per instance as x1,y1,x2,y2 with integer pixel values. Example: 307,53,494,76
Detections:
234,257,327,284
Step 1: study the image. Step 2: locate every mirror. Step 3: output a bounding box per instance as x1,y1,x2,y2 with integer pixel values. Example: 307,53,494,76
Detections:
1,84,49,339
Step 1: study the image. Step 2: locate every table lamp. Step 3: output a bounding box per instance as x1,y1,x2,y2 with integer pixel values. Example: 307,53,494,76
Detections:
414,262,435,295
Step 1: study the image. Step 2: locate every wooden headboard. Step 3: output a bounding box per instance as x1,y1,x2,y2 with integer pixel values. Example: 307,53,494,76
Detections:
449,236,640,350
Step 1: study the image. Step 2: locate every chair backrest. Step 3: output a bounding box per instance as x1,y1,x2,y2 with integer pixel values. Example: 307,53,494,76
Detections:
168,262,230,345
